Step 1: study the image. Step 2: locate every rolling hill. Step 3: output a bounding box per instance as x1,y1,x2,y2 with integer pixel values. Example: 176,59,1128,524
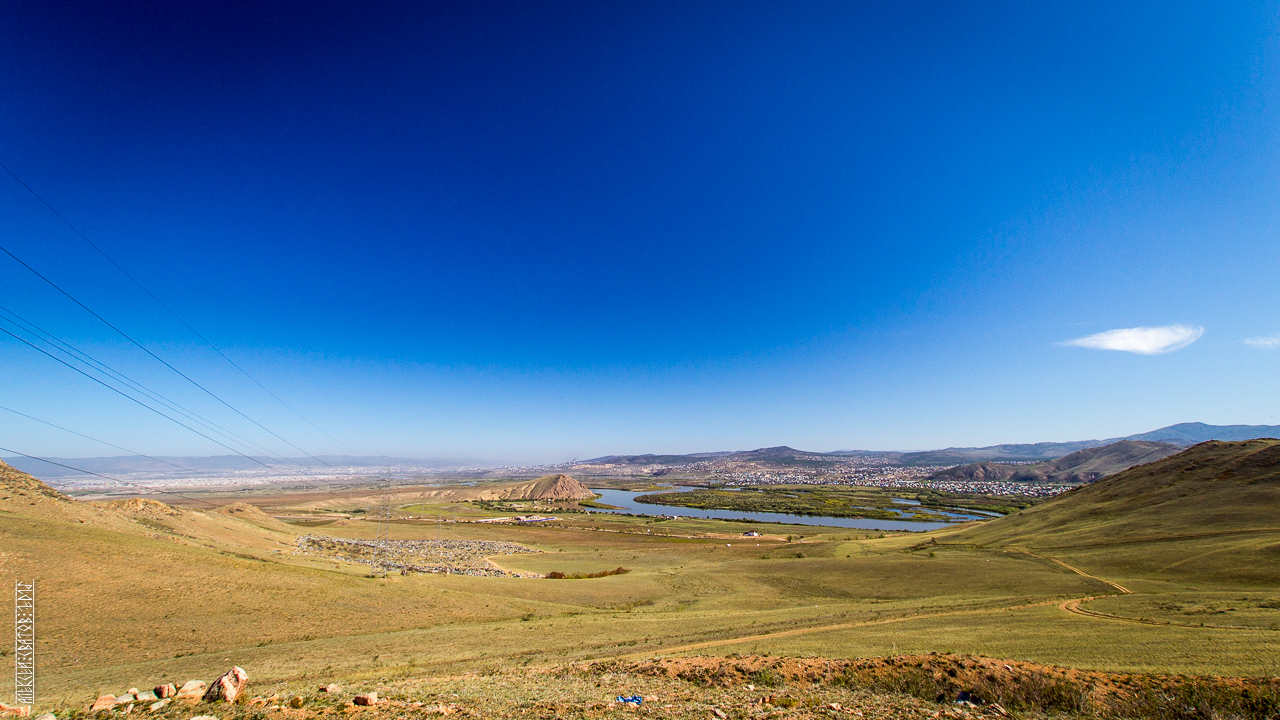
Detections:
580,423,1280,471
1122,422,1280,445
928,440,1181,484
952,439,1280,548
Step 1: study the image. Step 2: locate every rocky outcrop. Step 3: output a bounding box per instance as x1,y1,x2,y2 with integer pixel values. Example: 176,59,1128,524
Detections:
487,474,593,501
202,667,248,704
100,498,183,518
174,680,207,704
86,669,247,713
216,502,277,523
405,474,594,504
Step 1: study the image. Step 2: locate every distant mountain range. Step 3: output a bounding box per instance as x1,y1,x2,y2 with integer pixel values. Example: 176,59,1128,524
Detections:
927,440,1182,484
8,422,1279,485
899,422,1280,465
0,454,498,480
583,422,1280,468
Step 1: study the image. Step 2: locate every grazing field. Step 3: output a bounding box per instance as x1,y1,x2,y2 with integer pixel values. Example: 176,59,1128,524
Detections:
1,445,1278,716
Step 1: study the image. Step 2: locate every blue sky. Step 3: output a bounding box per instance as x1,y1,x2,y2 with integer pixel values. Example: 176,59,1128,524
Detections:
1,1,1278,463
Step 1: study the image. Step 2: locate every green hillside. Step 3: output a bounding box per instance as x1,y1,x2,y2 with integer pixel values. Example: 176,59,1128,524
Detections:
945,440,1280,588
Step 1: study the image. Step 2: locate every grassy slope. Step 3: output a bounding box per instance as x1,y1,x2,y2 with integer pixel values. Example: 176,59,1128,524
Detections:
942,439,1280,587
951,440,1280,546
2,446,1279,709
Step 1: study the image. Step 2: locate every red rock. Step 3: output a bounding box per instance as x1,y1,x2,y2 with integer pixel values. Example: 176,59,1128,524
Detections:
90,695,116,712
352,693,378,706
175,680,207,704
202,667,248,704
318,684,341,693
155,684,177,699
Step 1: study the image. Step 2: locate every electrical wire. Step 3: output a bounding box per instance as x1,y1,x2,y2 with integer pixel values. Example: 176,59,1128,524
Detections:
0,241,339,470
0,402,216,478
0,305,309,467
0,160,359,457
0,322,370,504
0,324,281,471
0,392,360,506
0,445,220,508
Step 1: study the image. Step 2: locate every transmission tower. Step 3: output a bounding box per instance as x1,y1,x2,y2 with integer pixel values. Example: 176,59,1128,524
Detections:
372,472,392,577
14,581,34,706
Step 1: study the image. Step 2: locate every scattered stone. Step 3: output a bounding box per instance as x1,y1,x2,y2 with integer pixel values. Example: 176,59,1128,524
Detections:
150,700,170,712
135,691,158,703
318,684,341,693
985,703,1010,717
352,693,378,706
288,698,304,709
90,696,116,712
156,685,177,700
0,703,29,718
175,681,207,704
711,709,728,719
128,689,139,696
202,667,248,704
113,694,136,706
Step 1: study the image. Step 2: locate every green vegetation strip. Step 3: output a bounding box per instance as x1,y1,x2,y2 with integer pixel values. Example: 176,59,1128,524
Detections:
633,486,1036,521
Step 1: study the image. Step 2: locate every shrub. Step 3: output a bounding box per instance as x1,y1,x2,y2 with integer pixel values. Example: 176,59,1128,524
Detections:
750,668,783,688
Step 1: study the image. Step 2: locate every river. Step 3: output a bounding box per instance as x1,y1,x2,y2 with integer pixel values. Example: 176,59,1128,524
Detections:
587,487,987,532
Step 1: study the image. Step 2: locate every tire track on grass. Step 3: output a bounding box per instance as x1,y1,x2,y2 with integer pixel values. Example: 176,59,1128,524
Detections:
1019,550,1260,631
615,598,1065,660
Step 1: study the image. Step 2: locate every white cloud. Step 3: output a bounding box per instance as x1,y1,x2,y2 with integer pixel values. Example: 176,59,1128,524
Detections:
1244,336,1280,349
1061,325,1203,355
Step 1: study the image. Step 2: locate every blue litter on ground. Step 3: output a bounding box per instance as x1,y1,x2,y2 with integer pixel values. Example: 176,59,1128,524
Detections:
616,695,643,706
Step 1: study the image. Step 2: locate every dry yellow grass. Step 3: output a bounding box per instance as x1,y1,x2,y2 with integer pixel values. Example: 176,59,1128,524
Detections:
1,452,1277,712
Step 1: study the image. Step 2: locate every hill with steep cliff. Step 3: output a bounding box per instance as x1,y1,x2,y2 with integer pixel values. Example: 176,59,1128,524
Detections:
385,474,595,504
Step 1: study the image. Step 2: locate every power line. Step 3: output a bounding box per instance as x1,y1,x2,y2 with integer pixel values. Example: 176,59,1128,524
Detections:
0,403,220,479
0,397,359,510
0,305,310,468
0,324,372,508
0,445,220,508
0,161,358,456
0,241,339,469
0,321,368,505
0,324,280,472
